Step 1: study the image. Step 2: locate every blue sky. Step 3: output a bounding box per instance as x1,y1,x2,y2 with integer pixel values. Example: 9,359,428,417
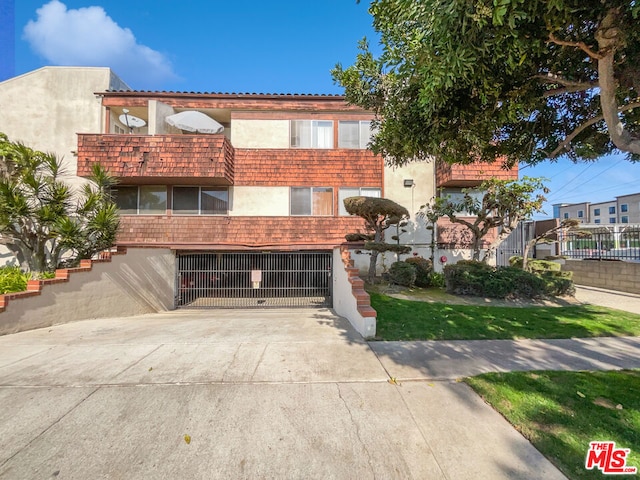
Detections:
5,0,640,218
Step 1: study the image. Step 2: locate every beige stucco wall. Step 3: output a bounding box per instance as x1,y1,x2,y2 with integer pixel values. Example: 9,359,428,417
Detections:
0,66,125,179
383,160,436,256
230,186,289,216
231,119,289,148
148,100,180,135
0,248,175,335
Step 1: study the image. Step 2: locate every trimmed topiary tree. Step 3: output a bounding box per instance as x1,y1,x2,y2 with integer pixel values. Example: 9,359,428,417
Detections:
344,196,410,282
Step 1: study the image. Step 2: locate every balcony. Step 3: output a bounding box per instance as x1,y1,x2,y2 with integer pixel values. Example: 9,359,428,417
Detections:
436,161,518,188
77,134,234,185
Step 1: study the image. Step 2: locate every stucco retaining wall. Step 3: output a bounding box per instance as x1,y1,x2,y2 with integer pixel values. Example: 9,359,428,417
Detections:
562,260,640,295
0,248,175,335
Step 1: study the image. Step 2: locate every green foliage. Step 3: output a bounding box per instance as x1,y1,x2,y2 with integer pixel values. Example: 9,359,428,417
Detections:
344,196,410,282
0,134,120,272
510,256,561,273
0,266,29,294
428,271,445,288
388,261,416,287
424,177,548,261
333,0,640,166
443,260,572,299
405,256,433,287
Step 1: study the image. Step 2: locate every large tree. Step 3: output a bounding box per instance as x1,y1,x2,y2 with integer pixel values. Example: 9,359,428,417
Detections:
0,133,120,273
422,177,547,261
333,0,640,167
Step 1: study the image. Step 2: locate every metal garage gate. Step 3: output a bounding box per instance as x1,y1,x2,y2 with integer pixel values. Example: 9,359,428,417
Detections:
176,252,332,308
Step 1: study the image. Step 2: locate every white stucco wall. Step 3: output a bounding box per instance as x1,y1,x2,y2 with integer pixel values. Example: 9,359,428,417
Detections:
148,100,181,135
0,67,126,178
0,248,175,335
230,186,289,216
231,119,289,148
332,248,375,339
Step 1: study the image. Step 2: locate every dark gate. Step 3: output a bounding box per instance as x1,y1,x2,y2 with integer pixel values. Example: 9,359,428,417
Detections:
176,251,332,308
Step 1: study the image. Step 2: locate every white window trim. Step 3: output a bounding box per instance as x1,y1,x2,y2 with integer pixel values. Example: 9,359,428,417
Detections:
290,120,334,149
290,187,334,216
339,187,382,215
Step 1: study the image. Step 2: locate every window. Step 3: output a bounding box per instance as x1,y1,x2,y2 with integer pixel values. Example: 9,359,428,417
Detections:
339,187,381,215
113,186,167,215
173,187,228,215
338,121,373,149
609,206,616,214
290,120,333,148
577,210,584,218
621,216,629,223
594,219,601,224
621,204,628,213
594,208,600,216
609,217,616,224
563,212,569,219
290,187,333,215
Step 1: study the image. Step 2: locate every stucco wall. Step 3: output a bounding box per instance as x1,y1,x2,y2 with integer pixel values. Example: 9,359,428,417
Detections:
230,186,289,216
384,160,436,259
0,248,175,335
332,247,376,339
562,260,640,295
231,119,289,148
0,67,120,178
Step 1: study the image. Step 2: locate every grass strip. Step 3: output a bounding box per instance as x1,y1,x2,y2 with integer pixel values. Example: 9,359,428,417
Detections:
465,370,640,479
370,292,640,341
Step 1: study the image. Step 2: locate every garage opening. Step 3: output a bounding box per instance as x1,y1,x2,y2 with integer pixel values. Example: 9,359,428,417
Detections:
176,251,332,308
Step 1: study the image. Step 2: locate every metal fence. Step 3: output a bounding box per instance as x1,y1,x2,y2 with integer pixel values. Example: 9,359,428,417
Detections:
176,252,332,308
559,225,640,262
496,221,536,267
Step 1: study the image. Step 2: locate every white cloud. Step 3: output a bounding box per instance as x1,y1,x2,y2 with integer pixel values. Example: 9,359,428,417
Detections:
23,0,178,87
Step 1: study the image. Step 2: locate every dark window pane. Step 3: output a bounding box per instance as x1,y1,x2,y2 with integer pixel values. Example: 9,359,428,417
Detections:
201,188,228,215
173,187,199,214
113,186,138,214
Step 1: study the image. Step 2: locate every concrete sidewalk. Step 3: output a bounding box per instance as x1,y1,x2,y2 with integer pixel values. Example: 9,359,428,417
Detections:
575,285,640,315
0,309,565,479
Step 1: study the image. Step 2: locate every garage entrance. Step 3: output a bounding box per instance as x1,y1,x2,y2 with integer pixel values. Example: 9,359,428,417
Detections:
176,251,332,308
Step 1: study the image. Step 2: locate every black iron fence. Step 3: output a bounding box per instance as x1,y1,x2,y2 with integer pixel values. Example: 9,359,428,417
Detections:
559,225,640,262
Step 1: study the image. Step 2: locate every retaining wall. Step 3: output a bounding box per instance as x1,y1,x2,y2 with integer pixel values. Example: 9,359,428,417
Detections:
0,248,175,335
562,260,640,295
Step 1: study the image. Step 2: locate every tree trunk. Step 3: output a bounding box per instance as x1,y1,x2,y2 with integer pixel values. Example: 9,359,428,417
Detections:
596,9,640,155
368,228,383,283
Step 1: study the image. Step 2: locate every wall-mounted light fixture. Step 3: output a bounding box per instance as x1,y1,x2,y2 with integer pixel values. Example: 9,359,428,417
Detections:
404,179,415,188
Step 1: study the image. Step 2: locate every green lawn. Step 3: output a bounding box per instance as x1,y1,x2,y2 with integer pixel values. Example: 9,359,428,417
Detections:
466,370,640,479
370,291,640,340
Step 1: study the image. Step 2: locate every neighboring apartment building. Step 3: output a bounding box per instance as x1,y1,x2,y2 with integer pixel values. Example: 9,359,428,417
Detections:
1,66,518,310
556,193,640,225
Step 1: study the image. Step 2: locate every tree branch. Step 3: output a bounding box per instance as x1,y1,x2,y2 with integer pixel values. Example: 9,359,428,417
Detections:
548,32,603,60
548,102,640,159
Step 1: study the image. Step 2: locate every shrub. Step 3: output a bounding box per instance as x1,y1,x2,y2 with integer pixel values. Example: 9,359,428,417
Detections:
388,261,417,287
428,271,445,288
405,256,433,287
0,266,29,294
443,261,569,299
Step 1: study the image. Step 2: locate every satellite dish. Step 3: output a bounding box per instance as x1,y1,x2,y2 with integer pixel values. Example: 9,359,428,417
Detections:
119,109,146,131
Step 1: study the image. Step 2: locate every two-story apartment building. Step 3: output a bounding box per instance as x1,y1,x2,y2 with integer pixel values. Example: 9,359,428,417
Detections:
1,67,518,312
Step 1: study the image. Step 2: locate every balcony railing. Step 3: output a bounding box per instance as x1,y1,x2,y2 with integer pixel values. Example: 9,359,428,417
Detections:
77,134,234,184
436,161,518,188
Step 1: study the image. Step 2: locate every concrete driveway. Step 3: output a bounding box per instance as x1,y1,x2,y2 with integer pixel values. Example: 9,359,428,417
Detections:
0,309,564,479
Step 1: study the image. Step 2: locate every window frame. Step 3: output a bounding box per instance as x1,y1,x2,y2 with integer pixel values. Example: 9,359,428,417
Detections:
112,185,167,215
577,210,584,218
290,120,334,149
609,206,616,214
338,187,382,215
172,186,229,215
621,204,628,213
290,187,334,216
594,208,600,216
621,216,629,223
338,120,372,149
